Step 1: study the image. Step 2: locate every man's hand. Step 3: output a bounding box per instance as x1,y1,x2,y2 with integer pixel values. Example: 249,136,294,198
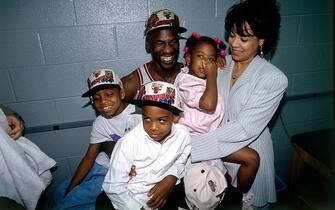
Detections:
7,115,24,140
128,165,137,181
146,175,177,209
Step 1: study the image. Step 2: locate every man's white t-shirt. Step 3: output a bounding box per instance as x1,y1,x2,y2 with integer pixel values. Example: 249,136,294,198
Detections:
90,104,141,168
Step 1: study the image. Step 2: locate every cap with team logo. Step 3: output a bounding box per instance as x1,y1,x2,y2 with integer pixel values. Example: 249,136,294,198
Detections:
144,9,187,36
133,81,183,114
81,69,123,97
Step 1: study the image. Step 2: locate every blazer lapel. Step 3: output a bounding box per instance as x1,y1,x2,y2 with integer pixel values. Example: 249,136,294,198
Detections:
230,56,262,95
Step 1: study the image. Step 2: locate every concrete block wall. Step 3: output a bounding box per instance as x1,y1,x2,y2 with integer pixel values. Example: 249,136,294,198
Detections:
0,0,333,196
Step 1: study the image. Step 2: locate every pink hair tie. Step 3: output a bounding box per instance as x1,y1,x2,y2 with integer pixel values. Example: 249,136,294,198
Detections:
183,46,189,53
214,37,222,44
192,32,201,39
219,50,226,56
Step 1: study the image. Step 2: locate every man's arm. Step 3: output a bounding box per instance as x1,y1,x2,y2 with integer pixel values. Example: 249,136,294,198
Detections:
121,70,141,103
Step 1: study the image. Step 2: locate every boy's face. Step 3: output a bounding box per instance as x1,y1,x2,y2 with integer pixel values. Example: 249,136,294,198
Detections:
142,105,176,144
91,88,125,117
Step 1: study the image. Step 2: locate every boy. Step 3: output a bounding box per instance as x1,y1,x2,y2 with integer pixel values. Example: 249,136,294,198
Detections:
53,69,141,210
102,81,191,210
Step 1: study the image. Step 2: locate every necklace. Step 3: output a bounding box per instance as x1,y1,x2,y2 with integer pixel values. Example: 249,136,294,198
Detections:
232,74,239,80
232,71,242,80
230,69,243,87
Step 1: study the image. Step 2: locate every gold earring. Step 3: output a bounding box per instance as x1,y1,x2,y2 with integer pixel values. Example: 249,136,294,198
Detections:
259,45,264,58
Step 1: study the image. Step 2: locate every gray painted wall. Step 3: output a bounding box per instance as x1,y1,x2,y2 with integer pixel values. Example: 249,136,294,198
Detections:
0,0,333,198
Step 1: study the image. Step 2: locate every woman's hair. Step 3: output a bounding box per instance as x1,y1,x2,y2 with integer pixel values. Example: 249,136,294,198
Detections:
225,0,281,54
183,32,226,58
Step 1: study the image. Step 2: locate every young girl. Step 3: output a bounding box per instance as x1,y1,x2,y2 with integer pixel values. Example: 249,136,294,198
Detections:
175,32,259,195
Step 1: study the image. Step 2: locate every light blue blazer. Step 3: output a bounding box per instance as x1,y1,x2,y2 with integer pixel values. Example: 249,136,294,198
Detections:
191,55,288,206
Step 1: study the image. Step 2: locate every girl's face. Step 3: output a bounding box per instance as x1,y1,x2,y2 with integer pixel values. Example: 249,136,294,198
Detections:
91,88,125,117
188,42,217,79
228,22,264,64
142,105,176,144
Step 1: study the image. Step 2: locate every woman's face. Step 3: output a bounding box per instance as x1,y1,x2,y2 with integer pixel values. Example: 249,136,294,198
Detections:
228,22,264,63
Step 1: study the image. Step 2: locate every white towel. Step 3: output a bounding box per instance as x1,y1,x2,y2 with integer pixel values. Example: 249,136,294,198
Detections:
0,109,56,210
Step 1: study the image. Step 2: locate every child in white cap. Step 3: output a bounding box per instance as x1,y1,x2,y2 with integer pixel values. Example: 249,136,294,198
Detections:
53,69,141,210
102,81,191,210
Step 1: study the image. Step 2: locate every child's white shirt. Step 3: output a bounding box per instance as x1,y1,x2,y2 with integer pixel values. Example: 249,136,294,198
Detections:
102,122,191,210
90,104,141,168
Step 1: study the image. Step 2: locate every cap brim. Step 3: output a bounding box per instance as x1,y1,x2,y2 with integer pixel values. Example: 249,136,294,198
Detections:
131,99,182,115
146,26,187,36
81,84,121,97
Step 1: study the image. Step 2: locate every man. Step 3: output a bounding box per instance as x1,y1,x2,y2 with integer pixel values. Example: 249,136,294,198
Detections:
121,9,187,102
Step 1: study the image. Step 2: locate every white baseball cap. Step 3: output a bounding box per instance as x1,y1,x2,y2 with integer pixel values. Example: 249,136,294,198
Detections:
82,69,123,97
184,162,228,210
144,9,187,36
133,81,183,114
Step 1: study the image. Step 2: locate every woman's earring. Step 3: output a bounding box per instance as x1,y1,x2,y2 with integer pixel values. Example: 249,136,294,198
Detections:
259,45,264,58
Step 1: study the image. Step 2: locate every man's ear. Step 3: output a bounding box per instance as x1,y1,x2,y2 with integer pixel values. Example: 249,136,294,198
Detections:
145,38,151,53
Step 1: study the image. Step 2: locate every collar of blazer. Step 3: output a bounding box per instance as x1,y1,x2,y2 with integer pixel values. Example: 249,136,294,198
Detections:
228,55,264,92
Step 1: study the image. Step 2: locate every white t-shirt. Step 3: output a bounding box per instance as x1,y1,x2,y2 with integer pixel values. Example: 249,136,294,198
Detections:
91,104,141,168
102,122,191,210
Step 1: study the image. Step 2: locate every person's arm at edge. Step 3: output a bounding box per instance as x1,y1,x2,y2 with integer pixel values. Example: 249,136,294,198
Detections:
0,104,24,140
65,143,101,196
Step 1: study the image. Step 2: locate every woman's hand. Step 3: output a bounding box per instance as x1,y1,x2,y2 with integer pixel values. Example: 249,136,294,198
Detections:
7,115,24,140
146,175,176,209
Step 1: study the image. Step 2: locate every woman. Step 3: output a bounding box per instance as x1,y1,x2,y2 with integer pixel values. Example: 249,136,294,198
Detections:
191,0,288,209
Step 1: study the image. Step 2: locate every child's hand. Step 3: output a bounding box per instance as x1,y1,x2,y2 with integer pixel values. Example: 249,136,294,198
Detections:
146,175,176,209
202,59,217,79
7,115,24,140
216,54,226,69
